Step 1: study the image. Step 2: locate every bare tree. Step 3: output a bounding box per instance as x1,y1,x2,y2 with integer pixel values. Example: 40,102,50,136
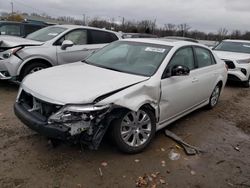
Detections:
231,30,241,39
177,23,191,37
217,28,228,40
164,23,176,36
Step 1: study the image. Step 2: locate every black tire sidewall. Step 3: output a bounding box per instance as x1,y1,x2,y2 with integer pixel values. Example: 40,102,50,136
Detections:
208,85,221,108
20,62,48,80
111,108,156,154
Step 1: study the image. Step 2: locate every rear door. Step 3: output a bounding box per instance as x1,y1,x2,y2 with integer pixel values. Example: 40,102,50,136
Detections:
192,46,218,101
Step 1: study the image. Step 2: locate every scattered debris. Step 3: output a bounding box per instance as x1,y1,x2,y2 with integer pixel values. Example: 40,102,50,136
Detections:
168,149,181,161
101,162,108,167
175,144,182,149
234,146,240,152
76,184,82,187
136,176,148,187
216,160,225,165
98,168,103,177
160,148,165,152
165,129,205,155
190,170,196,175
159,178,166,184
161,160,166,167
135,159,140,163
135,172,166,187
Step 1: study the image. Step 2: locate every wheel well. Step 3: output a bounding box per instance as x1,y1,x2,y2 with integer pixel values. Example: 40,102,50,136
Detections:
140,104,156,119
108,104,156,124
217,80,223,89
20,58,52,76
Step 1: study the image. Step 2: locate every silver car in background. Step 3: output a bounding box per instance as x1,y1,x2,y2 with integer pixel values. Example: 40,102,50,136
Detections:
0,25,121,81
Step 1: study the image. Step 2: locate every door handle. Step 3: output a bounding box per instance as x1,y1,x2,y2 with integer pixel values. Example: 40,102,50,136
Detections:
192,78,199,83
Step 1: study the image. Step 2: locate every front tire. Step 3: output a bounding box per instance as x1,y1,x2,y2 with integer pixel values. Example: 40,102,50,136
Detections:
207,84,221,109
19,62,49,81
111,108,156,154
242,76,250,88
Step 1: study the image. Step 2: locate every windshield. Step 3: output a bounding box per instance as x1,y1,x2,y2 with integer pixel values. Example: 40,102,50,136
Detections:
214,41,250,54
26,26,67,42
85,41,172,77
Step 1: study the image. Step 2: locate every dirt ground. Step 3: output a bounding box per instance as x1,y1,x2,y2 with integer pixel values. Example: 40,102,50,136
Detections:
0,80,250,188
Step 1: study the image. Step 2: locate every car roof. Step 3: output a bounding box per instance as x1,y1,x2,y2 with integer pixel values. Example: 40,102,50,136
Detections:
163,36,199,43
49,24,121,35
0,21,45,26
223,39,250,43
121,38,207,48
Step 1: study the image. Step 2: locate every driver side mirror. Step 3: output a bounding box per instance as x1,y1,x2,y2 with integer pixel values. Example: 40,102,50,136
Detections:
171,65,190,76
61,40,74,50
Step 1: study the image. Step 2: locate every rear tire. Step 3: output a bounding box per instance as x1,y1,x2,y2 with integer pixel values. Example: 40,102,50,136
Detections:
207,84,221,109
111,108,156,154
19,62,49,81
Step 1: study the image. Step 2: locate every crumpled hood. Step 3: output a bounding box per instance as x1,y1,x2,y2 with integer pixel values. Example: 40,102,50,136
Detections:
0,35,43,49
214,50,250,61
21,62,148,105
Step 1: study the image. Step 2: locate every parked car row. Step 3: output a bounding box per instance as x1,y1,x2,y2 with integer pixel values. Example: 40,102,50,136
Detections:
0,23,248,153
0,25,121,81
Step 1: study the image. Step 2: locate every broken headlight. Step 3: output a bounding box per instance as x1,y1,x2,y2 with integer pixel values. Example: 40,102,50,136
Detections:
2,47,22,59
48,104,111,123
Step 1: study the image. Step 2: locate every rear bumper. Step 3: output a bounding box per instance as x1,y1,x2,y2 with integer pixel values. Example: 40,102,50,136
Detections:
14,102,70,140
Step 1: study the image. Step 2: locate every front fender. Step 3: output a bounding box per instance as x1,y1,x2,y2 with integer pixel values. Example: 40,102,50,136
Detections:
97,79,161,119
17,56,54,75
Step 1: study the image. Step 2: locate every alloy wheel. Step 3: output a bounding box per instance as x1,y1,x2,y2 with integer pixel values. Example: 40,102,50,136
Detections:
120,110,152,147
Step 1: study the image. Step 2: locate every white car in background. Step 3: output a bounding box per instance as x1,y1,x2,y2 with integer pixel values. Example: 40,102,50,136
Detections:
213,39,250,87
14,39,227,153
0,25,121,81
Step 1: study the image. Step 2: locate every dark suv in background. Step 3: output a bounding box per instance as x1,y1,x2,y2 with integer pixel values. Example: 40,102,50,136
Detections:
0,21,49,37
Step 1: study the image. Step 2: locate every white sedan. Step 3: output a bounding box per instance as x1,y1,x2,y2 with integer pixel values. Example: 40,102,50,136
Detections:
14,39,227,153
213,39,250,87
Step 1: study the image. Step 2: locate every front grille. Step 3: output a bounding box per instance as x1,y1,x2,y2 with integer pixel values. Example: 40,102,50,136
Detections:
223,60,235,69
19,90,62,119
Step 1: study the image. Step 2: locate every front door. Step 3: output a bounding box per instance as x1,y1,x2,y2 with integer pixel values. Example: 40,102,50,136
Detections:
56,29,95,64
159,46,201,123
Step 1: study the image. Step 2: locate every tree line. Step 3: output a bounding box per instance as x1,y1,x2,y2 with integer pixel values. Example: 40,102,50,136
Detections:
3,12,250,41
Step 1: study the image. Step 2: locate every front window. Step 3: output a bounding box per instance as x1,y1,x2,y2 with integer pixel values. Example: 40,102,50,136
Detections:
85,41,172,76
214,41,250,54
26,26,67,42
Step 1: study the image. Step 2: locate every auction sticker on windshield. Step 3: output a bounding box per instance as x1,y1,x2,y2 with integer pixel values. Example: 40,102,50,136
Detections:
145,47,166,53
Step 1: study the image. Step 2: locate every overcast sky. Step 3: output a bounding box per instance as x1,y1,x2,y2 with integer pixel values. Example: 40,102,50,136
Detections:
0,0,250,33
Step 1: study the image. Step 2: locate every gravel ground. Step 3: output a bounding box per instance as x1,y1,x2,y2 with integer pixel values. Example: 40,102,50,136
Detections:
0,80,250,188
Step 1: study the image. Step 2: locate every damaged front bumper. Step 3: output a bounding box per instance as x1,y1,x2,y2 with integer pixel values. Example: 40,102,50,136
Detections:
14,102,70,139
14,92,113,149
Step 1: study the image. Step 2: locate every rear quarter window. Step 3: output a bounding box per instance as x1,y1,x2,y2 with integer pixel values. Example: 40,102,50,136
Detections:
89,30,118,44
